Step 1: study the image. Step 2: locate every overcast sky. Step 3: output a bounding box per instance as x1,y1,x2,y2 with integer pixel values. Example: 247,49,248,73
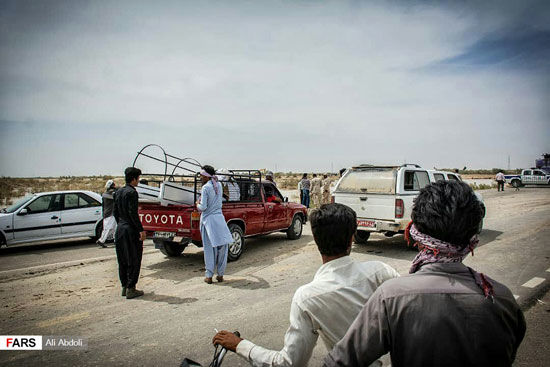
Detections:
1,0,549,177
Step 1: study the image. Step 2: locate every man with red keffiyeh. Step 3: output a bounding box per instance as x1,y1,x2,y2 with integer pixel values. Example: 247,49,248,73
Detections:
324,180,526,367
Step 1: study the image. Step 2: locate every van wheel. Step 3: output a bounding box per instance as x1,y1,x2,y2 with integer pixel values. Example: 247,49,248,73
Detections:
156,240,186,257
228,224,244,261
91,221,103,241
287,215,303,240
354,230,371,244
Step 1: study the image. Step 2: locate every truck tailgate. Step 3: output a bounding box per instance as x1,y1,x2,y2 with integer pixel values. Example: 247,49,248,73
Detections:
335,193,395,221
138,204,193,235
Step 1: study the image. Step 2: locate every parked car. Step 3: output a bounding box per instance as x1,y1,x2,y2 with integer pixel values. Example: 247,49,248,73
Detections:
333,164,485,245
505,169,550,188
0,191,103,247
138,171,308,261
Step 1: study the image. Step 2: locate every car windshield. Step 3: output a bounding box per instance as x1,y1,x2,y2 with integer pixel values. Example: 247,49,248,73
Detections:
3,195,34,213
337,167,396,194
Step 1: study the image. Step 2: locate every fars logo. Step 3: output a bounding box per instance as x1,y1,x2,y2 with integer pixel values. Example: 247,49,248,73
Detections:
0,336,42,350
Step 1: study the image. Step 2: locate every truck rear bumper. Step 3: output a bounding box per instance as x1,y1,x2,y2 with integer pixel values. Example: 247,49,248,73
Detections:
357,219,408,232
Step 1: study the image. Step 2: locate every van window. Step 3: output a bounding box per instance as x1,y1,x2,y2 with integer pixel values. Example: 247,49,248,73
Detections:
404,171,430,191
337,168,396,194
433,173,445,182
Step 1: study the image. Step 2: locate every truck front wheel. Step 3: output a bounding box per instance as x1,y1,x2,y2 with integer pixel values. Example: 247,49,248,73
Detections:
156,240,186,257
286,215,303,240
227,224,244,262
354,230,371,244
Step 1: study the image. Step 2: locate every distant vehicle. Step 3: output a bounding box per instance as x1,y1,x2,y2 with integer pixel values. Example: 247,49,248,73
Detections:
505,169,550,188
332,165,485,244
0,191,103,247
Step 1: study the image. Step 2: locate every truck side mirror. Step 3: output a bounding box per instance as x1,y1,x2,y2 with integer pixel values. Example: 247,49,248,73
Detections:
18,208,29,216
284,197,288,203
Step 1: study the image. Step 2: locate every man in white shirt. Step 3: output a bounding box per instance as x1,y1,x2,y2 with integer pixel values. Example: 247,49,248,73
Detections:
495,171,506,192
212,203,399,367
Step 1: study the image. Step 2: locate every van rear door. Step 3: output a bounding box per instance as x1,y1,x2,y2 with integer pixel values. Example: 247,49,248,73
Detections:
334,167,397,222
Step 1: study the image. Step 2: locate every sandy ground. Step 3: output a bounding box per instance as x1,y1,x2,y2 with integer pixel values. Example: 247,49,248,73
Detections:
0,187,548,366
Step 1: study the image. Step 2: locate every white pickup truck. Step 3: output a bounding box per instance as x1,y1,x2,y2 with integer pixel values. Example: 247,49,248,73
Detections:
504,169,550,188
333,164,484,244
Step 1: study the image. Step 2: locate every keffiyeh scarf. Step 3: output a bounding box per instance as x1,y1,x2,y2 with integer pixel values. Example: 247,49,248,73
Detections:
200,170,220,195
406,222,494,299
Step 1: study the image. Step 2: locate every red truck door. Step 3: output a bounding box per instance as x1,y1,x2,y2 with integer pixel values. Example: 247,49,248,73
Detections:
263,184,288,231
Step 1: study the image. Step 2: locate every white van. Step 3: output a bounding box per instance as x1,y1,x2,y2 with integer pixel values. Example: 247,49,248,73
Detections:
333,165,485,244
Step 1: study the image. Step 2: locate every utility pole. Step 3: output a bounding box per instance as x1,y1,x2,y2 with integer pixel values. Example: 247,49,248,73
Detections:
507,155,510,171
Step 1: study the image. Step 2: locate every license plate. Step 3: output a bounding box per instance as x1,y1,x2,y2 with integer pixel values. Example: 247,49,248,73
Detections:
357,220,375,228
153,231,175,239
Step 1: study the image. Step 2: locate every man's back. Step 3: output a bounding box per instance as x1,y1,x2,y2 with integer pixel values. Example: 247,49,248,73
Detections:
325,263,525,367
294,257,399,349
114,185,142,231
311,177,322,193
235,257,399,367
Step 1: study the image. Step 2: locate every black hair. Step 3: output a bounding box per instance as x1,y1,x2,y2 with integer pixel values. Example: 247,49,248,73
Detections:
313,174,317,177
310,203,357,256
202,165,216,176
412,181,482,248
124,167,142,184
302,173,308,178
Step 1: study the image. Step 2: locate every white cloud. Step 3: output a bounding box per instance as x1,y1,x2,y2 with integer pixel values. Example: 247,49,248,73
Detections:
0,0,548,175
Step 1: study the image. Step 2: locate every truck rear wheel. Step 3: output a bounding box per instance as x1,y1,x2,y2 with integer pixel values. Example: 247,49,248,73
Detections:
511,179,522,188
286,215,303,240
354,230,371,244
156,240,186,257
228,224,244,262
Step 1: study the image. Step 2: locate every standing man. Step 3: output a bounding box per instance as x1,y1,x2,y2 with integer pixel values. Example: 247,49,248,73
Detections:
324,181,525,367
114,167,146,299
299,173,311,208
496,170,506,192
97,179,117,248
322,174,332,205
196,165,234,284
310,174,322,208
213,203,399,366
265,171,277,187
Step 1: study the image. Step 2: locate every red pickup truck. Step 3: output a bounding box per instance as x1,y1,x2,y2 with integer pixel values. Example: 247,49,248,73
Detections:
138,174,307,261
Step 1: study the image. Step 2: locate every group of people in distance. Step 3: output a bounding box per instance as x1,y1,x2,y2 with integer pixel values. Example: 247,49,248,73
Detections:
298,173,333,208
213,180,525,367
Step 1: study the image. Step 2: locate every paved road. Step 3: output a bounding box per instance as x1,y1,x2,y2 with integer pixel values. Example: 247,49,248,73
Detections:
0,187,548,366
